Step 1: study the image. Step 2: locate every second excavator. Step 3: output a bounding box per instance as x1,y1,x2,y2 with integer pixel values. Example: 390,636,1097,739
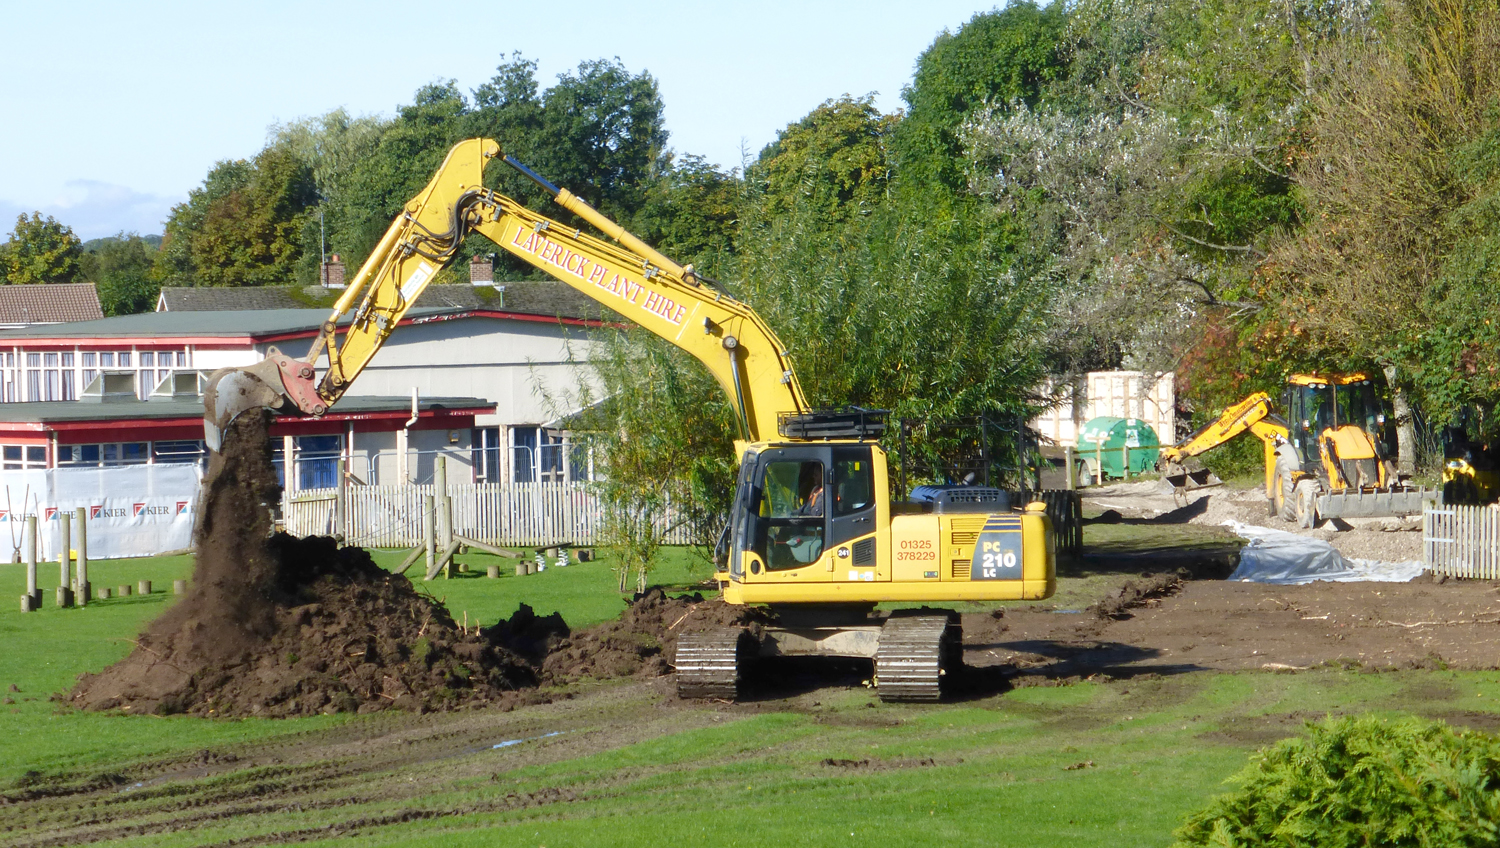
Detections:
1160,373,1429,526
202,139,1057,703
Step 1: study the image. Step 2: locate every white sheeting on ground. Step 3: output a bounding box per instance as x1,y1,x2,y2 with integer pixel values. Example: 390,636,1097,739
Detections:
1222,520,1425,584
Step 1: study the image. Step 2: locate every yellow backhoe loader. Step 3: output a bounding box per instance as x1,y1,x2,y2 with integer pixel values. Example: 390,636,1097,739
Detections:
1160,374,1430,527
202,139,1056,702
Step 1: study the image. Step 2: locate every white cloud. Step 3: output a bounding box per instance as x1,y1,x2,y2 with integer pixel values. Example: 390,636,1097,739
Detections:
0,181,182,242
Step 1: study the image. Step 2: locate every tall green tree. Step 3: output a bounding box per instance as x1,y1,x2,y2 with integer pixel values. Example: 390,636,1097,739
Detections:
747,95,895,223
160,146,318,287
893,2,1070,192
79,234,161,315
0,212,84,284
1268,0,1500,432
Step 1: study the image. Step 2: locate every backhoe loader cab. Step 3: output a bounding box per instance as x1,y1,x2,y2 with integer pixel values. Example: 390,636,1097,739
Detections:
1281,374,1394,491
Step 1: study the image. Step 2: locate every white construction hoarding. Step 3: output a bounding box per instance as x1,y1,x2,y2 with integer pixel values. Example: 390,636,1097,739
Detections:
0,465,200,560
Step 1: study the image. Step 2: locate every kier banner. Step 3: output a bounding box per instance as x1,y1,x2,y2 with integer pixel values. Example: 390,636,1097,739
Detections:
1,465,201,560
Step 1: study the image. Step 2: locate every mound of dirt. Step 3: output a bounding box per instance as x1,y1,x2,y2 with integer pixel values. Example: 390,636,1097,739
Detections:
69,412,533,717
538,588,768,684
1090,571,1186,619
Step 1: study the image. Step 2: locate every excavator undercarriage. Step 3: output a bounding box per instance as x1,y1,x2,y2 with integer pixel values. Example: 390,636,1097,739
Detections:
676,610,961,702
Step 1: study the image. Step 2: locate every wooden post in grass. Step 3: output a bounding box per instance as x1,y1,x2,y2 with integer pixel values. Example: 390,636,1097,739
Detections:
1065,446,1075,492
22,516,38,611
422,494,435,579
335,458,346,538
1121,443,1130,481
56,511,73,608
434,456,452,550
74,508,88,605
1095,441,1103,486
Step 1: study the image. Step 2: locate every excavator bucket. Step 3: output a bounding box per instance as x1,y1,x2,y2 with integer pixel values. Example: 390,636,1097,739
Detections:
1162,459,1221,494
202,349,324,452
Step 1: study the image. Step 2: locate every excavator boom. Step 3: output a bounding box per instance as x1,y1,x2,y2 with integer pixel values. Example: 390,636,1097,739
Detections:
204,138,808,447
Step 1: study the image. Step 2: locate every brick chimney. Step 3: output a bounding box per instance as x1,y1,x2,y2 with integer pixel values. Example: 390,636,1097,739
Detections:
321,254,346,289
469,254,494,286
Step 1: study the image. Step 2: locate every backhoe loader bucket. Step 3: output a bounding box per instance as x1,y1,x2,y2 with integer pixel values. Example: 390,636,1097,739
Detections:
202,348,324,452
1162,459,1221,494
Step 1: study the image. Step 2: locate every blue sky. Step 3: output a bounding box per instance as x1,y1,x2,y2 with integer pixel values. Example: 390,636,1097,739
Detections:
0,1,999,241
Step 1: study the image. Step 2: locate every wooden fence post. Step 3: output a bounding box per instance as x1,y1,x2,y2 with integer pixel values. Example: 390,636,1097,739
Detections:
74,508,88,605
1064,446,1075,491
22,516,37,612
57,512,73,609
335,457,347,539
423,494,436,580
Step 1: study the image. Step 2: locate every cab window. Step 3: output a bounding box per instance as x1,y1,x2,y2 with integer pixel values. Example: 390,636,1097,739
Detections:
833,453,872,516
758,459,825,570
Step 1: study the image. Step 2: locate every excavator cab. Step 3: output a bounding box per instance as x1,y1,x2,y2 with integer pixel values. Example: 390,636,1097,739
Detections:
1281,374,1392,491
728,443,882,581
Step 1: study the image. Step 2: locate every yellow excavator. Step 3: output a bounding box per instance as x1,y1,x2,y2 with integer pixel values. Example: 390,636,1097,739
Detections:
203,138,1055,702
1160,373,1428,527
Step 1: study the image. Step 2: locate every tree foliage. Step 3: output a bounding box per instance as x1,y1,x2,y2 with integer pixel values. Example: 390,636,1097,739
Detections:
748,95,895,223
0,212,84,284
78,233,162,315
894,2,1070,190
1268,0,1500,431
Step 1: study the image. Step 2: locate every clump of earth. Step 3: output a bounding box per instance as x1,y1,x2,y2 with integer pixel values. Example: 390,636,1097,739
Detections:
68,412,534,717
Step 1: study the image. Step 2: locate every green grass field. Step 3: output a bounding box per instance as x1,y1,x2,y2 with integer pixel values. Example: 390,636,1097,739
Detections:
2,544,1498,846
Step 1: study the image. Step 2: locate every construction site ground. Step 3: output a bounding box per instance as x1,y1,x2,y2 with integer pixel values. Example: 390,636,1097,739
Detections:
3,481,1500,846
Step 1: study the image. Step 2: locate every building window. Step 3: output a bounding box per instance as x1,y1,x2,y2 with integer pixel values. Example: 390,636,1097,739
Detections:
99,352,114,367
176,351,187,367
25,353,39,401
61,352,75,400
118,351,131,367
511,426,538,484
539,429,566,482
2,445,46,469
472,427,502,483
99,442,150,465
296,435,342,489
57,444,102,467
153,440,205,466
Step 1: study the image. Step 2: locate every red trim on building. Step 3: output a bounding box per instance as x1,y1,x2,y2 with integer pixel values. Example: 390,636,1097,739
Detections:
0,406,492,445
0,309,607,350
2,336,257,348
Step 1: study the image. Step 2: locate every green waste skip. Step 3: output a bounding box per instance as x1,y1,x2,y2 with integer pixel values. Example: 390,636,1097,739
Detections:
1076,417,1160,484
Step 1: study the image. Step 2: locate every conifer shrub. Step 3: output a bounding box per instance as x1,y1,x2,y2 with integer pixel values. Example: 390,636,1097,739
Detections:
1172,714,1500,847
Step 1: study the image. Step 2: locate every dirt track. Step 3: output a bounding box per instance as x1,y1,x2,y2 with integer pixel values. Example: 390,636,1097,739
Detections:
969,481,1497,683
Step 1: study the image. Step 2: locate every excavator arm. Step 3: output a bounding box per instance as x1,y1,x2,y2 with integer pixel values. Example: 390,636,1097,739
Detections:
1159,392,1288,464
1158,391,1291,496
205,138,809,450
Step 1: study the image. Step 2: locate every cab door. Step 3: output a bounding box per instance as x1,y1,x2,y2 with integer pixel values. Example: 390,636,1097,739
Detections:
828,446,879,571
737,446,837,582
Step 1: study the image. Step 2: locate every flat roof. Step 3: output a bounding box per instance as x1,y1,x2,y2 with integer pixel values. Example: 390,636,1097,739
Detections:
0,395,493,424
0,308,447,341
0,303,607,343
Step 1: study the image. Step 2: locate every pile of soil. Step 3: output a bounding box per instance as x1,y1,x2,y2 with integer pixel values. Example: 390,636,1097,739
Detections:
69,412,533,717
537,588,768,684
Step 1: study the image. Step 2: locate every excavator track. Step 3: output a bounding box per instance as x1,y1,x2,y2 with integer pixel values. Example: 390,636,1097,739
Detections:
874,614,959,703
675,628,751,700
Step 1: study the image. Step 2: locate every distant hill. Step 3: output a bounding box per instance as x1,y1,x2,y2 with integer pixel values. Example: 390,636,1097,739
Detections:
81,234,163,252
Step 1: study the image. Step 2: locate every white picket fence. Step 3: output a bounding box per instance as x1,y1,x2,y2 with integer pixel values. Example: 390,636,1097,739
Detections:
1424,502,1500,578
281,481,698,549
